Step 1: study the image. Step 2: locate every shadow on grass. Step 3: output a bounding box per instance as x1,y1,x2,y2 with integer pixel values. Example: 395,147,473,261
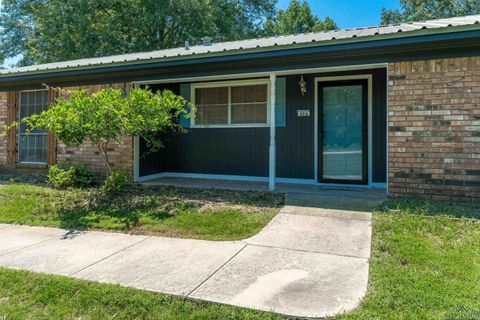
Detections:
379,197,480,219
53,185,284,231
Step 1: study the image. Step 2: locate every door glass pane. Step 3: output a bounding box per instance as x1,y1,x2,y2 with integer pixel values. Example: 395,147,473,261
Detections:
322,85,363,181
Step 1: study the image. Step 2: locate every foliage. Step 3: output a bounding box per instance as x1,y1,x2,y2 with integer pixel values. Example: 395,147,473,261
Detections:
264,0,336,36
47,162,95,189
19,87,188,175
0,184,283,240
0,0,276,66
381,0,480,24
103,170,130,194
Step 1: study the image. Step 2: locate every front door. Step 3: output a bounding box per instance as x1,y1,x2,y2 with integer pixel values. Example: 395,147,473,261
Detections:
318,80,368,184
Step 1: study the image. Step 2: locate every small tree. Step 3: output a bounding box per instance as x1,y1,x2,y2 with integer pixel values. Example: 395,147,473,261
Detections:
20,86,189,176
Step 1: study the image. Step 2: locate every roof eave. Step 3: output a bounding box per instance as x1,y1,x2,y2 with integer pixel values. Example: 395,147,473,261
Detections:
1,23,479,79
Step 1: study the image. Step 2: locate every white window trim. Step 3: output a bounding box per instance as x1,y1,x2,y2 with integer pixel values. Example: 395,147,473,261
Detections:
18,89,49,165
190,78,271,128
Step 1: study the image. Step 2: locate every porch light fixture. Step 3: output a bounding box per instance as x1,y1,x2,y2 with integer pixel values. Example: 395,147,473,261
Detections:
298,75,307,96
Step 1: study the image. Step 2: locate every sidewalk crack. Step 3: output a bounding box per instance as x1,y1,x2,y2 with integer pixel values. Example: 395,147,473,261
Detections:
68,236,151,276
186,243,248,297
244,242,370,260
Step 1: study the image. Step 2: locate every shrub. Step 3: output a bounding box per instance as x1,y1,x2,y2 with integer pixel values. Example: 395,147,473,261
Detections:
103,170,130,194
47,162,95,189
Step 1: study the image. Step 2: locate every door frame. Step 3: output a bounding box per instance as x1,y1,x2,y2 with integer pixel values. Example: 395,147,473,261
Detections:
314,74,373,186
318,79,368,184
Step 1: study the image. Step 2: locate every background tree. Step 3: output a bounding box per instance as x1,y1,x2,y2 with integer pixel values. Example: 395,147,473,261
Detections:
0,0,276,66
264,0,336,36
19,87,189,175
381,0,480,24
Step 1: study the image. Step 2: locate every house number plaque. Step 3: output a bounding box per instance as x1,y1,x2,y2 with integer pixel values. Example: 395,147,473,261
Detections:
297,109,310,117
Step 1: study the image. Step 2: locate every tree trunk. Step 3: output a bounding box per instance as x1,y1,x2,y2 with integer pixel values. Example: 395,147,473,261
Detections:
98,141,112,176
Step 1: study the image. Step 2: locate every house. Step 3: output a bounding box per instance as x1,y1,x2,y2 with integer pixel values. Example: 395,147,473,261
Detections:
1,15,480,201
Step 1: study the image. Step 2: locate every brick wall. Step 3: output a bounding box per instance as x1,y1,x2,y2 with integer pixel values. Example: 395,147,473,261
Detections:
0,83,134,178
57,137,133,178
388,57,480,201
55,84,134,178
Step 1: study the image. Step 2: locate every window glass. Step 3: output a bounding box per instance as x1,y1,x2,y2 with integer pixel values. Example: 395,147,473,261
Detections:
195,87,228,125
194,83,267,126
18,91,49,163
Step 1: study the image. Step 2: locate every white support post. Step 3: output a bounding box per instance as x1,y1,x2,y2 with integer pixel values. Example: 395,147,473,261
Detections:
269,73,276,191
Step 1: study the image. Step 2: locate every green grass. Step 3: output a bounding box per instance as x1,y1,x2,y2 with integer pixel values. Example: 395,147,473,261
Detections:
0,192,479,319
0,267,284,320
335,198,480,320
0,183,283,241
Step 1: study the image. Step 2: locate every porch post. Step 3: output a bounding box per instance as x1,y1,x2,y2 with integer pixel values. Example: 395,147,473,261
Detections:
269,73,276,191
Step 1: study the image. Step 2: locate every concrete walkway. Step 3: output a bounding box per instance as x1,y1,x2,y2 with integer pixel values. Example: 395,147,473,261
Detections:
0,190,383,318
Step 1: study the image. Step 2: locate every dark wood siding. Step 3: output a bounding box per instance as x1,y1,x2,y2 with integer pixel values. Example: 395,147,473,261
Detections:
139,83,269,177
139,69,387,183
140,128,269,177
276,76,314,179
276,69,387,182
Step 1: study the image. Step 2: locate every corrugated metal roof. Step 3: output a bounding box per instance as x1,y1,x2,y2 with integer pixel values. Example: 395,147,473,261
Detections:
1,14,480,76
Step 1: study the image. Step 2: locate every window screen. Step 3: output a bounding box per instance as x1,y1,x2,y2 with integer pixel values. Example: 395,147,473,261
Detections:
194,83,267,126
18,91,49,163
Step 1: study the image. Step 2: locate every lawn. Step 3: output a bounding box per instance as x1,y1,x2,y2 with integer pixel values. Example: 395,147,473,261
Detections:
0,267,283,320
0,191,479,319
335,198,480,320
0,183,283,241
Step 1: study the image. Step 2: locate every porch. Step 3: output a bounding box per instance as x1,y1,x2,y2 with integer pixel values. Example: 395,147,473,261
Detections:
134,65,388,193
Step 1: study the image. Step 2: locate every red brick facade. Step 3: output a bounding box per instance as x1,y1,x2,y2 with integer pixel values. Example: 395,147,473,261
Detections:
0,83,134,178
56,137,133,178
388,57,480,201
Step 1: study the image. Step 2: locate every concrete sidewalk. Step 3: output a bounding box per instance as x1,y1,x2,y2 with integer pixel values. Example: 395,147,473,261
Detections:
0,191,380,318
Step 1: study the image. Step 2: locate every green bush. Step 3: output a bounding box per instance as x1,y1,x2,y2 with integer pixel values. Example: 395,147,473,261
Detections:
103,170,130,194
47,162,95,189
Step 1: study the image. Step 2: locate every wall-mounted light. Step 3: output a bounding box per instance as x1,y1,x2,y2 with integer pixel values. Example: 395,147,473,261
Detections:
298,75,307,96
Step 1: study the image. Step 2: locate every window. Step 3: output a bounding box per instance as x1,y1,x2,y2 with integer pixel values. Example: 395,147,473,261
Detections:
193,81,269,127
18,90,49,163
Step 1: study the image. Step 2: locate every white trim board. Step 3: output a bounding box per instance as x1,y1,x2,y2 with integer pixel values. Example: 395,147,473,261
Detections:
314,74,374,186
136,172,386,189
190,78,271,128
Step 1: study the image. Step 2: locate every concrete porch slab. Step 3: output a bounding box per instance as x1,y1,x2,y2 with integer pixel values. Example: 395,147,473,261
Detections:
245,211,372,258
74,237,246,296
0,231,148,275
189,245,369,318
285,192,385,211
0,225,66,256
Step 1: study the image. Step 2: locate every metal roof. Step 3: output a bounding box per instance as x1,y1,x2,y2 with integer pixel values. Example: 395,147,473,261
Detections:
1,14,480,76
